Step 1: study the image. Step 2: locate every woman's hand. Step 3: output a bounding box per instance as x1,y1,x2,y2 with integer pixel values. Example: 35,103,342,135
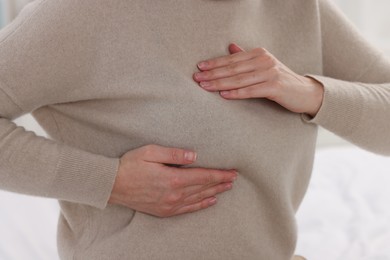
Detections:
109,144,238,218
193,43,324,117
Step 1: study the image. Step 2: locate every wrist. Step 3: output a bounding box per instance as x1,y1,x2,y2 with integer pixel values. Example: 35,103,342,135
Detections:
303,76,324,118
108,158,127,206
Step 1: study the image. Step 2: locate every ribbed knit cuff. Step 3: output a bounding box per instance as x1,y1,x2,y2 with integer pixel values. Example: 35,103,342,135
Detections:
300,74,364,137
51,145,120,209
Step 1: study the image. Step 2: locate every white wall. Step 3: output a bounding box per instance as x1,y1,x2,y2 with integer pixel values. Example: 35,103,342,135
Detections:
0,0,32,24
333,0,390,54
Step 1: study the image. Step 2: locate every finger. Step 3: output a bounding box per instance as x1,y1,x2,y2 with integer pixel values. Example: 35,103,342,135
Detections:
141,144,197,165
171,167,238,187
180,181,216,197
181,180,232,198
193,51,276,85
199,69,269,92
194,56,272,83
182,182,233,204
228,43,245,54
197,47,265,71
172,196,218,216
220,82,275,100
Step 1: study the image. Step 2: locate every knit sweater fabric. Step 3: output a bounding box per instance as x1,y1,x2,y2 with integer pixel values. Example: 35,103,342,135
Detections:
1,0,390,259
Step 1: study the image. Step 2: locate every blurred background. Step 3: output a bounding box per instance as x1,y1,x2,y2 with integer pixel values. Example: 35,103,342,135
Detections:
0,1,390,259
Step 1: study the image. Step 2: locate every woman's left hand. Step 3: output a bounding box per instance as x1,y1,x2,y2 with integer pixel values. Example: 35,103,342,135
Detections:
193,43,324,117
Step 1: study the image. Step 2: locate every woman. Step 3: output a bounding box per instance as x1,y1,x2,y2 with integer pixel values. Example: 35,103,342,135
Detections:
0,0,389,259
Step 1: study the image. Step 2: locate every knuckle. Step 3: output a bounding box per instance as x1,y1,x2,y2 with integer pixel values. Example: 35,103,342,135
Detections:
196,191,205,201
217,184,226,193
207,173,217,184
236,89,246,98
169,175,182,189
170,148,181,163
254,55,265,65
267,56,277,67
146,144,158,150
234,74,246,85
189,204,202,213
226,55,236,65
196,193,203,202
207,60,215,68
142,144,156,157
253,47,266,55
203,174,213,184
200,200,210,209
187,192,201,204
206,70,215,79
212,79,220,88
268,66,280,78
227,89,238,98
227,63,239,74
218,173,228,183
249,71,258,81
244,87,254,97
166,192,183,205
262,48,271,56
239,88,251,99
253,54,275,68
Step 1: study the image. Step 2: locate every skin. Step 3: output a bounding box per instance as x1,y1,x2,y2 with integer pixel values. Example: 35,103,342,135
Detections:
109,43,324,218
193,43,324,117
109,144,238,218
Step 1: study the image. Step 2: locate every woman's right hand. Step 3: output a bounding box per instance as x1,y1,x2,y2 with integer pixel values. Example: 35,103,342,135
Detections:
108,144,238,218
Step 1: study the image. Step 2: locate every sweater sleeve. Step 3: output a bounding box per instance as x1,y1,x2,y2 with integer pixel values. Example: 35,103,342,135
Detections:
301,0,390,156
0,1,119,208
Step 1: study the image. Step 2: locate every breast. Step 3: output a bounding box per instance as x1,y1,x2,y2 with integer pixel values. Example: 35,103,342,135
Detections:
38,59,317,199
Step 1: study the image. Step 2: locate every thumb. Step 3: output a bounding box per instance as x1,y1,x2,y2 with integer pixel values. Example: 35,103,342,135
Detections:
228,43,245,54
139,144,197,165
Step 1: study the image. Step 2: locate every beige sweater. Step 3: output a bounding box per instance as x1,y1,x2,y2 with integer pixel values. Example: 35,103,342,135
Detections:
1,0,389,259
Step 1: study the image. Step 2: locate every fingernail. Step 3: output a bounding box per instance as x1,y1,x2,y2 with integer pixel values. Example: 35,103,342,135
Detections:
209,197,217,204
232,170,238,180
225,183,233,189
185,151,197,161
198,61,208,69
200,81,211,88
194,72,203,80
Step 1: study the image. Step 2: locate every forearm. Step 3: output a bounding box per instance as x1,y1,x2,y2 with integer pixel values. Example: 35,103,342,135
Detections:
301,73,390,156
0,87,119,208
300,0,390,155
